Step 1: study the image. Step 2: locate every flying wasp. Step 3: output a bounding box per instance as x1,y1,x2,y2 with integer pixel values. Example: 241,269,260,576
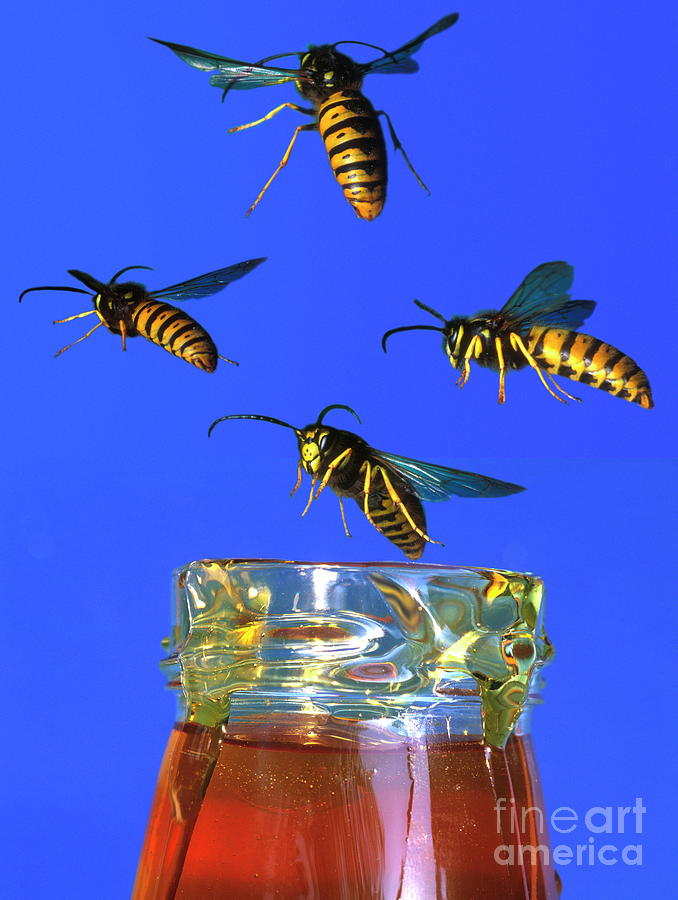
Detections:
151,13,459,220
208,404,524,559
382,261,654,408
19,259,266,372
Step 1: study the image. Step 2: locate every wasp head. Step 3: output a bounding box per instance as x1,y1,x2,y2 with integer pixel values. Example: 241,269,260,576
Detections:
444,317,471,369
298,426,336,475
299,45,363,95
93,281,145,321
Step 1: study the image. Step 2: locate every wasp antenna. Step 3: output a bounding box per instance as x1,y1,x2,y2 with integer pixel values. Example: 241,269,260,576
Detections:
208,414,301,438
381,324,446,351
332,40,390,56
257,51,302,65
19,285,91,302
316,404,362,426
413,299,447,323
109,265,154,285
67,270,107,293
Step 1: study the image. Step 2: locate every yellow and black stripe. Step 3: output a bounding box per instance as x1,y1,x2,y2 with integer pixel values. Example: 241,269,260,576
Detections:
317,89,386,221
364,475,426,560
130,300,218,372
526,326,653,408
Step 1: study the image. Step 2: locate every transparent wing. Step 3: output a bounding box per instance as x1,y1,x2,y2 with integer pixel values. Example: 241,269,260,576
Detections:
363,13,459,75
150,259,266,302
500,261,582,327
208,68,302,90
524,299,596,329
151,37,302,89
374,451,525,502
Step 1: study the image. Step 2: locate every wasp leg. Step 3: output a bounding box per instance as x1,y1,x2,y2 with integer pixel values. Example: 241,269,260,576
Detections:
544,370,582,403
246,123,317,217
119,319,128,352
217,354,239,367
509,333,568,404
228,102,314,134
338,497,352,538
455,363,470,387
290,460,303,497
300,474,318,518
456,334,481,389
314,448,353,500
495,336,507,404
376,110,430,194
54,321,104,358
376,466,444,547
360,461,378,527
53,309,97,324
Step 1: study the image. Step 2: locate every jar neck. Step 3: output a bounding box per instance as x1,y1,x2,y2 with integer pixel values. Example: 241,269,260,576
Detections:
214,689,543,745
164,560,553,748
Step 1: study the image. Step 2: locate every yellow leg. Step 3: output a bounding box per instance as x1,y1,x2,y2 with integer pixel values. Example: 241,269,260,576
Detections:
54,321,104,358
119,319,128,352
361,461,379,529
338,497,352,538
509,333,568,403
53,309,97,324
455,335,481,388
290,460,303,497
217,354,239,367
495,337,507,404
377,466,443,547
544,370,581,403
246,123,317,217
314,448,352,500
455,360,470,387
300,474,318,518
228,102,314,134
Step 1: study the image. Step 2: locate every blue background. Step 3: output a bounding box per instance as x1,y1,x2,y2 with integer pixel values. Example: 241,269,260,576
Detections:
3,1,675,896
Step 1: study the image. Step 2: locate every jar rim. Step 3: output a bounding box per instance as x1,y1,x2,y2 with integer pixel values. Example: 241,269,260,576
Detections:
176,557,544,585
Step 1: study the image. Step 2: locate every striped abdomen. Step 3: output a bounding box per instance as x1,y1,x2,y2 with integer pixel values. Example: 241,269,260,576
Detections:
363,478,426,559
527,327,653,408
317,89,387,221
131,300,218,372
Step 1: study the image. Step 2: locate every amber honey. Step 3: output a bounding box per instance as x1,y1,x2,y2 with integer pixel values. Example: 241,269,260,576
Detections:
133,721,559,899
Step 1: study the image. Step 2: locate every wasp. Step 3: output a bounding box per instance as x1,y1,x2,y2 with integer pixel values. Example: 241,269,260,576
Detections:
151,13,459,220
19,259,266,371
208,404,524,559
382,261,654,408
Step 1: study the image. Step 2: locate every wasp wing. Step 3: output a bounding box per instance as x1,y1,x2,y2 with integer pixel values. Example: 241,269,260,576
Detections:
373,451,525,502
151,38,302,89
208,67,303,91
149,259,266,302
499,261,595,330
362,13,459,75
522,299,596,329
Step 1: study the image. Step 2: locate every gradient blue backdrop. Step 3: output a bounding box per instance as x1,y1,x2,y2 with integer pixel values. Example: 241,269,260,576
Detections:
4,1,676,896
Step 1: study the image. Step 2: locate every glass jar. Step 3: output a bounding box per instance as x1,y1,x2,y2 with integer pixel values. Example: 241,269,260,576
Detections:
132,560,559,900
